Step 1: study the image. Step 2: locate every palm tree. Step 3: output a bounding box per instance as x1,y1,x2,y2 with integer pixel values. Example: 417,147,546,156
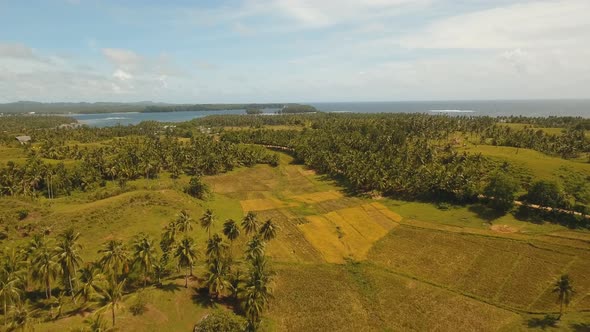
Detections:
160,220,179,260
55,228,83,296
176,210,194,234
222,219,240,259
152,259,167,286
174,237,198,288
84,313,108,332
200,209,215,239
50,291,66,320
553,274,574,319
75,263,103,304
259,219,278,242
241,212,259,236
241,255,272,330
10,301,32,332
206,257,231,299
98,240,130,282
98,279,126,327
245,236,265,261
206,234,228,263
31,241,59,299
132,234,155,287
0,272,23,328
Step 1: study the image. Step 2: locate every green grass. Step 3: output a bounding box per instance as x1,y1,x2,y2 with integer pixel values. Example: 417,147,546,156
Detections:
459,144,590,183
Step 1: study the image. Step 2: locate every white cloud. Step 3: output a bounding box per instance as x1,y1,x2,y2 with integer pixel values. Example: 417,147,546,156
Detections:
102,48,143,71
399,0,590,49
0,43,47,63
113,69,132,81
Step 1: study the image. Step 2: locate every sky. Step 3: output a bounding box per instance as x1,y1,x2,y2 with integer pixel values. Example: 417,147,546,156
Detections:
0,0,589,103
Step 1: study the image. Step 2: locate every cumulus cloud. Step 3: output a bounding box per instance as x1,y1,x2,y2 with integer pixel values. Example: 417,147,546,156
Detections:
102,48,143,71
399,0,590,49
0,43,47,63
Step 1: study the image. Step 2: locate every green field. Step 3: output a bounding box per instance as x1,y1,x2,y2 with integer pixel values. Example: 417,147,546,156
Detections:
1,146,590,331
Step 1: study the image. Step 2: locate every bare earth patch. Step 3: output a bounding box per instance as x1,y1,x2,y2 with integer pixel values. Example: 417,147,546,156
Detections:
491,224,518,233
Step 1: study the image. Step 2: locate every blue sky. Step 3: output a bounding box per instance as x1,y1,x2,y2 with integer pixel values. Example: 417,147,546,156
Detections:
0,0,589,103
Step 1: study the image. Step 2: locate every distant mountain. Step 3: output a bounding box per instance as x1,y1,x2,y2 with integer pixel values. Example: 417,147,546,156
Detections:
0,101,293,114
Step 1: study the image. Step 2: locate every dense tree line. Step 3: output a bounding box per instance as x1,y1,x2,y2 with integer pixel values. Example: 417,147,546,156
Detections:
144,103,286,113
0,115,76,133
498,116,590,130
0,134,279,198
0,209,276,330
481,125,588,159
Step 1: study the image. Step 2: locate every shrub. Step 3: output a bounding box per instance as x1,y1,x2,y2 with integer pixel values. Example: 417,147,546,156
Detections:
17,210,29,220
129,291,149,316
193,311,246,332
484,172,520,213
185,177,210,200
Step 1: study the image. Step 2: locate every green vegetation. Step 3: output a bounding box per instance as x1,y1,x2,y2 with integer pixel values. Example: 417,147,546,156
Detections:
0,112,589,331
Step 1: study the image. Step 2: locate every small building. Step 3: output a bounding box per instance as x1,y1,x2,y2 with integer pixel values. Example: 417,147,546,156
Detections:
16,136,31,145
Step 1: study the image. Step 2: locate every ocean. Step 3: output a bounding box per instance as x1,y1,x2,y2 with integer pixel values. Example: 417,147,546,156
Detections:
71,100,590,127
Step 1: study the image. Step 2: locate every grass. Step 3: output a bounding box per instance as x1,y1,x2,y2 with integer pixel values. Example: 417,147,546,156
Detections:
298,203,399,263
368,225,590,312
458,144,590,184
268,262,521,331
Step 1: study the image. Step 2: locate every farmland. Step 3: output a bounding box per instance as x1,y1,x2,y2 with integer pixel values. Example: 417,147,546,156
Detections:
1,146,588,330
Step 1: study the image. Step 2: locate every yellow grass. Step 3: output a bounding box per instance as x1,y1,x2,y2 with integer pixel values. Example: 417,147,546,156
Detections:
298,204,399,263
291,190,343,203
240,197,293,212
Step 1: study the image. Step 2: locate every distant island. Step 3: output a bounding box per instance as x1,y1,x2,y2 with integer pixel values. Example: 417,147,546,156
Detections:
0,101,318,114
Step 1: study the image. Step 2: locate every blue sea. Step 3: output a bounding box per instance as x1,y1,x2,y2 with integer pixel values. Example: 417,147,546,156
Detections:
71,100,590,127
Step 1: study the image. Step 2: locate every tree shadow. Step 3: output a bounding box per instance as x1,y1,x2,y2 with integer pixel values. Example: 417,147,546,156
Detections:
159,282,182,293
571,323,590,332
527,315,558,329
191,287,216,308
468,204,506,222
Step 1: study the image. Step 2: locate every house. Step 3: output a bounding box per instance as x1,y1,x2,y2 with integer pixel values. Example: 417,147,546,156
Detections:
15,136,31,145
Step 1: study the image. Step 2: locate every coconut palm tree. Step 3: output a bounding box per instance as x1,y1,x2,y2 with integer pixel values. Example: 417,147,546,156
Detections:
55,228,83,296
31,240,59,299
199,209,215,239
205,257,231,299
98,279,126,327
0,272,23,328
174,237,198,288
160,220,179,260
553,274,574,319
75,263,103,304
259,219,278,242
98,240,130,282
206,234,228,262
176,210,194,234
152,258,167,286
222,219,240,259
241,212,259,236
241,255,272,330
245,236,265,261
50,291,66,320
132,234,156,287
84,313,108,332
10,300,32,332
